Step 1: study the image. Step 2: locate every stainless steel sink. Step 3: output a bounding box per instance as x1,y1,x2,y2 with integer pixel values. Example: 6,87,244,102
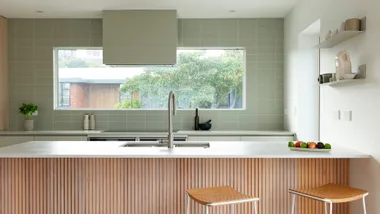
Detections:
121,141,210,148
174,142,210,148
104,129,180,133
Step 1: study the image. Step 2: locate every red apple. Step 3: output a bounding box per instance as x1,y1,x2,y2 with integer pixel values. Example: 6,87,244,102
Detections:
295,141,302,147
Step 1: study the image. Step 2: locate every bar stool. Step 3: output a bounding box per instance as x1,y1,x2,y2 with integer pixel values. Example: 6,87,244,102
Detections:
186,186,259,214
289,183,369,214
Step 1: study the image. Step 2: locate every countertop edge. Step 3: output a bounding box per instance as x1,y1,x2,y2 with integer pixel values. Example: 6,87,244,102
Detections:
0,130,296,137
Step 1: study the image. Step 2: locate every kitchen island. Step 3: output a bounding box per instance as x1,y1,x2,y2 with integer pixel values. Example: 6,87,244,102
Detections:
0,141,369,214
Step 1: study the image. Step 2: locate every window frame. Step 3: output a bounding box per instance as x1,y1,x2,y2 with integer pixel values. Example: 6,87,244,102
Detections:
58,83,71,108
53,47,246,111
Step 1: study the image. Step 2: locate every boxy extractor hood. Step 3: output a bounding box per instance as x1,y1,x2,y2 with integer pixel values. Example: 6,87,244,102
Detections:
102,10,178,66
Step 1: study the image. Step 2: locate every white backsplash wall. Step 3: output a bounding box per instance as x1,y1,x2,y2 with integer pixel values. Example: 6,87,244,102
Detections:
8,19,284,131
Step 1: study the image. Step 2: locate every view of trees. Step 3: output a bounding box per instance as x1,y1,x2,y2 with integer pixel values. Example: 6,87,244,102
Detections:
57,49,244,109
120,50,244,109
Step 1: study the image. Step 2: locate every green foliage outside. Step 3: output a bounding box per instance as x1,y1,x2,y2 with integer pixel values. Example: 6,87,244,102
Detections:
115,99,142,109
19,103,38,120
120,50,244,109
58,50,107,68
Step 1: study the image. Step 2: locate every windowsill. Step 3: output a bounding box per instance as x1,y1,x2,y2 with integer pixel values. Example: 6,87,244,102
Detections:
53,108,247,111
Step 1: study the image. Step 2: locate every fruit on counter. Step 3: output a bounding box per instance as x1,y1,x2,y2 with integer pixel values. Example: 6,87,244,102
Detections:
295,141,302,147
317,142,324,149
324,143,332,149
288,141,295,147
308,142,317,149
301,142,308,148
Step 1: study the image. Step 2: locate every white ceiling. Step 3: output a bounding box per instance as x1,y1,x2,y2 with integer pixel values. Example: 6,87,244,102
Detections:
1,0,299,18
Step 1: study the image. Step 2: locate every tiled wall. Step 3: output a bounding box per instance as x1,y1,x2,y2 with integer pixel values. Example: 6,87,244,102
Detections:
8,19,284,131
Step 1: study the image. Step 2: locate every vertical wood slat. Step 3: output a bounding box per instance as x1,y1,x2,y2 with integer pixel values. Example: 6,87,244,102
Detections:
0,158,349,214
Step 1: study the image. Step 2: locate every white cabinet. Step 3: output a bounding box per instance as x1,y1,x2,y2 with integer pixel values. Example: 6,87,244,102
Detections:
34,136,88,141
240,136,294,142
0,136,34,147
188,136,240,142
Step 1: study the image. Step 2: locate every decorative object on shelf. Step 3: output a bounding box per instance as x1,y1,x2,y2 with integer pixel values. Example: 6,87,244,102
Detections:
340,22,346,31
345,18,361,31
335,51,352,80
315,17,365,49
320,64,366,86
343,73,356,80
194,108,199,130
324,30,332,41
83,114,89,130
318,75,323,84
198,120,212,131
318,73,333,84
90,114,96,130
18,103,38,131
333,28,339,36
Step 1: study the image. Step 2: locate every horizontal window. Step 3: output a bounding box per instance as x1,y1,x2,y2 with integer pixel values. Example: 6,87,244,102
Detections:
55,48,245,110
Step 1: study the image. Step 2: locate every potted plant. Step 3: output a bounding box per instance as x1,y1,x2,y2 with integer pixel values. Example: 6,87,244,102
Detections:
19,103,38,131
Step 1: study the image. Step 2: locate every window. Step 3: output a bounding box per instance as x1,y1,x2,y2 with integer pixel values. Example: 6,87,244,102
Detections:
58,83,70,108
55,48,245,110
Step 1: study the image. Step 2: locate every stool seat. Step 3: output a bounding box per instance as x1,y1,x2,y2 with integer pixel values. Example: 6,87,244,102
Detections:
186,186,258,206
289,183,368,203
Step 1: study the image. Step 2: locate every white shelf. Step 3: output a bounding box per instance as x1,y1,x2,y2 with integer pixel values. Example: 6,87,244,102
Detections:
320,79,363,86
315,31,364,49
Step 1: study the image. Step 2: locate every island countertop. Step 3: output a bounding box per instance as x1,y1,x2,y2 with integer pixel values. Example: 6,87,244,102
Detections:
0,141,369,158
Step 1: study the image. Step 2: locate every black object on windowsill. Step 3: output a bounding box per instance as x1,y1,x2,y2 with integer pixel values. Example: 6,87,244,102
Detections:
198,120,212,131
194,108,199,130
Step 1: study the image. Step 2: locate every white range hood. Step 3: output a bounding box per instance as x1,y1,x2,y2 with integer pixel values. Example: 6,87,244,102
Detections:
102,10,178,66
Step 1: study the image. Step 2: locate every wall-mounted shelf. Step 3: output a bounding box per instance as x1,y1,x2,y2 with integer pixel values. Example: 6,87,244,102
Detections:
320,79,364,86
319,65,366,87
315,31,364,49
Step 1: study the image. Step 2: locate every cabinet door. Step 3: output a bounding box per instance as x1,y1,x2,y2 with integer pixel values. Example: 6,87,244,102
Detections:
34,136,88,141
0,136,34,147
240,136,294,142
188,136,240,142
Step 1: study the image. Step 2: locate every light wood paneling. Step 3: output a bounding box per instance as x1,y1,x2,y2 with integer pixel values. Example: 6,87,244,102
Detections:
0,158,349,214
0,16,8,130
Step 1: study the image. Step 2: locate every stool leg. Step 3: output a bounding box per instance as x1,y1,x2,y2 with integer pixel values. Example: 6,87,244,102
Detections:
186,193,190,214
363,196,367,214
329,202,333,214
291,194,296,214
254,200,258,214
205,206,209,214
231,204,235,214
324,202,328,214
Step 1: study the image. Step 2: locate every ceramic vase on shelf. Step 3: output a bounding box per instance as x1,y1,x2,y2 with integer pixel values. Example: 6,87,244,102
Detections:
24,120,34,131
335,51,352,80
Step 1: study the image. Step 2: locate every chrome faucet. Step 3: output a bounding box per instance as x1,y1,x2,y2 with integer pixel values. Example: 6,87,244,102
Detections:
167,91,176,149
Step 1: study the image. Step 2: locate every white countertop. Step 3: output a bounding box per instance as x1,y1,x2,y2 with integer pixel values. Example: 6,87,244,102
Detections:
0,130,294,137
0,141,369,158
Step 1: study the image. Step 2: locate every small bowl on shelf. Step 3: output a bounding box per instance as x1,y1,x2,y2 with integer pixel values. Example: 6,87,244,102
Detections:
198,120,212,131
343,73,356,80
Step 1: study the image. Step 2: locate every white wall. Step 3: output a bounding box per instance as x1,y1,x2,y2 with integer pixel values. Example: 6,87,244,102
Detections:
285,0,380,212
295,33,320,141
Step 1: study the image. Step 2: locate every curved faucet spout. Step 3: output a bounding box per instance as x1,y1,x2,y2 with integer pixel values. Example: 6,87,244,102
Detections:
168,91,176,149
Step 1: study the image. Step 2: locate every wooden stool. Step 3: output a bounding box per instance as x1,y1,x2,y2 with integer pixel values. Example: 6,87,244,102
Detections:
289,183,369,214
186,186,259,214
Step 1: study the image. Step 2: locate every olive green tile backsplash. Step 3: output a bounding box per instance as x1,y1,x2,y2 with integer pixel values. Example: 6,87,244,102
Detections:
8,18,284,131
